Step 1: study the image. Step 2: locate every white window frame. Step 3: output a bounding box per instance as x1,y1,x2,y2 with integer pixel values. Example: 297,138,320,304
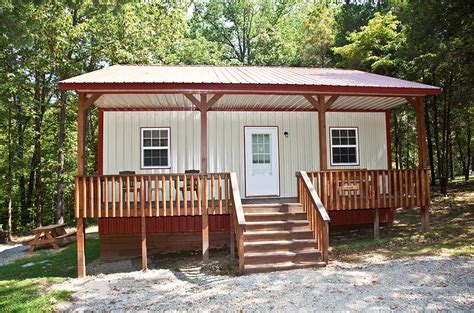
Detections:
140,127,171,169
329,127,360,166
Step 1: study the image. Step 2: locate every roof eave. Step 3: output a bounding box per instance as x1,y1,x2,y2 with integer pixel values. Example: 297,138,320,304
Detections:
58,82,442,97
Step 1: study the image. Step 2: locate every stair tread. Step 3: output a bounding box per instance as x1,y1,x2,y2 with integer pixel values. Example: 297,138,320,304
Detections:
245,229,312,235
243,203,302,208
244,248,320,257
246,220,309,225
244,239,316,246
245,212,305,216
244,260,326,270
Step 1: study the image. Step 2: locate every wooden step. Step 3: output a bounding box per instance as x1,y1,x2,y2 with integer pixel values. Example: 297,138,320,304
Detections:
244,248,321,264
243,239,317,252
244,230,314,241
245,212,307,222
243,260,326,274
243,203,304,213
245,220,310,231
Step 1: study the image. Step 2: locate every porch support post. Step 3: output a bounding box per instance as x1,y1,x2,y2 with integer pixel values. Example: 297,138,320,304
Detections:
317,95,328,171
141,211,147,271
200,94,210,263
374,208,380,240
414,96,430,232
200,94,208,174
76,93,87,278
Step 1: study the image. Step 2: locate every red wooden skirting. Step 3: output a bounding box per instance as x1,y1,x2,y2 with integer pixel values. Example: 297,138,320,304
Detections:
99,215,230,235
328,208,393,227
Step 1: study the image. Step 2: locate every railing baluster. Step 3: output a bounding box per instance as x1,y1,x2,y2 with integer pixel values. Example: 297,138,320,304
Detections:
176,176,180,216
140,176,145,217
169,176,174,216
119,176,123,217
191,174,195,216
155,176,159,217
218,175,223,214
134,176,138,217
75,177,80,218
211,174,215,214
183,175,188,216
225,174,229,214
126,176,130,217
197,176,202,215
89,177,94,218
111,176,115,218
162,176,166,217
148,176,152,216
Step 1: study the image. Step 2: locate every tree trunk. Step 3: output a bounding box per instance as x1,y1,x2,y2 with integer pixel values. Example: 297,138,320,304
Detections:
449,140,455,180
7,93,14,240
56,90,67,223
425,97,436,185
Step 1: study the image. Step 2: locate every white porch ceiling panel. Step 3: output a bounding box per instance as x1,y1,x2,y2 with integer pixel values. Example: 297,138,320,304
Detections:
95,93,407,111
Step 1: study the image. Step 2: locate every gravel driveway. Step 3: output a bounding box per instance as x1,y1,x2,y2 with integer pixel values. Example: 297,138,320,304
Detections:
55,255,473,311
0,244,29,266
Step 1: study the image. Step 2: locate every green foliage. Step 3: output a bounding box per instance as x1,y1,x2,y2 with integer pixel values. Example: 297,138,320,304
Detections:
333,11,405,74
0,0,472,232
299,3,336,67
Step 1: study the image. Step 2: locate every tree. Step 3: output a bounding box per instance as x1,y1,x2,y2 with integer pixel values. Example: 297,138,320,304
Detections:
192,0,299,65
333,11,405,75
299,3,336,67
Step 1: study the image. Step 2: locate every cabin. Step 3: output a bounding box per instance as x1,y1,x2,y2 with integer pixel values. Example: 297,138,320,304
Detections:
58,65,441,276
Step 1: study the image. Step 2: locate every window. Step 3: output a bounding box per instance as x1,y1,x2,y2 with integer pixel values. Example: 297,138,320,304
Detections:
330,128,359,165
141,128,170,168
251,133,271,164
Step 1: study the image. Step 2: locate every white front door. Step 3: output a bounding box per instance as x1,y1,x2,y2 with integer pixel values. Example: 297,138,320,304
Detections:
245,127,280,197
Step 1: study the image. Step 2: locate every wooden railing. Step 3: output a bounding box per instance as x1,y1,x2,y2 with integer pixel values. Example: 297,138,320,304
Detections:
229,172,246,273
297,171,330,263
74,173,231,218
306,169,430,211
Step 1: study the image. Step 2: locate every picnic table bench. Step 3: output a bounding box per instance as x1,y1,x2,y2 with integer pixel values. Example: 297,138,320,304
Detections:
29,223,76,252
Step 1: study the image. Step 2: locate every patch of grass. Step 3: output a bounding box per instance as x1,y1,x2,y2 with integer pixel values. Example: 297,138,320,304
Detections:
0,279,71,312
331,180,474,262
0,239,100,280
0,239,99,312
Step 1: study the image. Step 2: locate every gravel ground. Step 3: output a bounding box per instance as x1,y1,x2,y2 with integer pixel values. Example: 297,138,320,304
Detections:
0,244,29,266
55,255,473,311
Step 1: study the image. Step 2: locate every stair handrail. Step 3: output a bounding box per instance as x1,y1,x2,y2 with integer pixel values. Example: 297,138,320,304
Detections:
297,171,330,263
229,172,246,273
229,172,246,229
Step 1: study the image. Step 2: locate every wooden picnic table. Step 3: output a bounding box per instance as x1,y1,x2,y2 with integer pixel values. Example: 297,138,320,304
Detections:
29,223,76,252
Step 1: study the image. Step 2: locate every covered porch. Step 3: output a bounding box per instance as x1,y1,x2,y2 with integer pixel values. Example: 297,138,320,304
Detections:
59,65,441,277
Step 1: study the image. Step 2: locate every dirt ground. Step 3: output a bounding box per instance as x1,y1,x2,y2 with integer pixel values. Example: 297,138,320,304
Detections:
55,255,473,311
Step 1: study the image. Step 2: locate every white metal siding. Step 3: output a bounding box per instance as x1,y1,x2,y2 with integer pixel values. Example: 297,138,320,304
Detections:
326,112,388,170
103,111,200,175
207,112,319,198
103,111,388,198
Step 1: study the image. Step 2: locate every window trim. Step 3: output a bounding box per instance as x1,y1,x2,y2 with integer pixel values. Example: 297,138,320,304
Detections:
329,127,360,166
140,127,171,169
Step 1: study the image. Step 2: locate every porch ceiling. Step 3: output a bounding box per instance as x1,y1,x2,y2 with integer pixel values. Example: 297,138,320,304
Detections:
95,93,407,111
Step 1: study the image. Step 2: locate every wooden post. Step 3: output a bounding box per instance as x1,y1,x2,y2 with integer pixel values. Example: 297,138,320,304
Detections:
415,97,430,232
141,213,147,271
318,95,328,171
76,93,87,278
202,175,209,263
229,199,235,259
374,208,380,240
200,94,208,174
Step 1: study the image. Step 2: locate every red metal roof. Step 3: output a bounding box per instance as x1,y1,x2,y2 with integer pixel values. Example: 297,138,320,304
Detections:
59,65,441,96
